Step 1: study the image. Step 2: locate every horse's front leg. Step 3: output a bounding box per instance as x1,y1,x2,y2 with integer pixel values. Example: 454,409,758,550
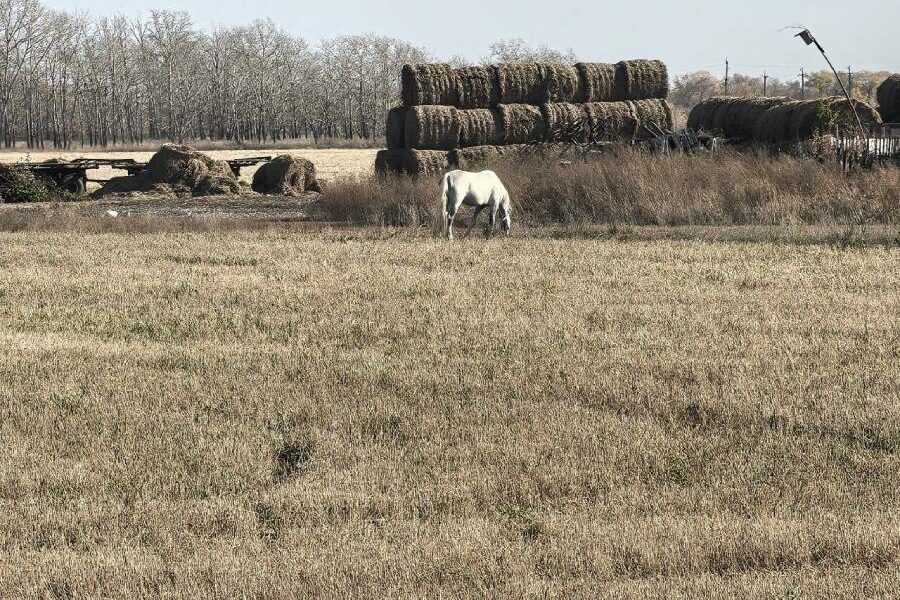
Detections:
487,204,498,238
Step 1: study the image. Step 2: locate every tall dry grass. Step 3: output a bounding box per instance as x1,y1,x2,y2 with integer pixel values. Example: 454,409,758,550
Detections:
321,150,900,228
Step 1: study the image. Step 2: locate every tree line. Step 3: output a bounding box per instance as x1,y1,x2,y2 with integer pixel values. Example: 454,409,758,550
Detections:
0,0,429,148
0,0,893,149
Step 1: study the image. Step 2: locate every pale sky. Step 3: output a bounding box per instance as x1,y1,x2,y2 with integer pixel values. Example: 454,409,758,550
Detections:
42,0,900,77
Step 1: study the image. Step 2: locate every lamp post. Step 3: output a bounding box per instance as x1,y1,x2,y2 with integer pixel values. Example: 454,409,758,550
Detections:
795,29,864,134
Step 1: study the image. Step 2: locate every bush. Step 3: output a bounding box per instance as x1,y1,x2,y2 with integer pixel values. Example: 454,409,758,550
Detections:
0,164,54,203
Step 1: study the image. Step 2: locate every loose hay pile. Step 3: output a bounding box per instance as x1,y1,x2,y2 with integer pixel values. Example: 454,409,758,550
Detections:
96,144,242,198
251,155,321,196
381,58,672,175
877,75,900,123
688,96,882,143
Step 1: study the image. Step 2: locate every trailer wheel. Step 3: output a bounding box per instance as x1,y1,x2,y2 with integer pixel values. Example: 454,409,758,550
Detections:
60,175,86,195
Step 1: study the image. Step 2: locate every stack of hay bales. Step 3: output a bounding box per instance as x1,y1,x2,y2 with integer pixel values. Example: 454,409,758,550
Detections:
877,75,900,123
688,96,882,143
378,59,672,176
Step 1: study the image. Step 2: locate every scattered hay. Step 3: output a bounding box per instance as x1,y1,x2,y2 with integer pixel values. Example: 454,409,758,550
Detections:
404,105,460,150
95,144,242,198
876,75,900,123
375,149,449,177
501,104,548,144
576,62,621,102
251,155,321,196
449,144,528,170
386,107,408,150
455,66,500,109
542,103,592,143
495,64,546,105
458,108,505,147
617,60,669,100
541,64,582,103
401,64,458,107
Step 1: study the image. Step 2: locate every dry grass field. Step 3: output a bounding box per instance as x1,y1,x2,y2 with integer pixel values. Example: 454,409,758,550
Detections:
0,230,898,597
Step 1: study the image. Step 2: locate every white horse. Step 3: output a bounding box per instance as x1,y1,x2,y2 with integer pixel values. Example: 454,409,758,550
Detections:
439,170,512,240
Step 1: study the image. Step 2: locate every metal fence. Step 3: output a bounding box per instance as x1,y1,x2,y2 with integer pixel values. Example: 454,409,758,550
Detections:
833,124,900,171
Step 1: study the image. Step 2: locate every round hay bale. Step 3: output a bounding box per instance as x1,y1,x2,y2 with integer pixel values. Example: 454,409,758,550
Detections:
754,97,881,143
401,64,458,107
375,149,449,177
584,102,638,141
576,62,622,102
495,63,546,105
501,104,548,144
404,106,460,150
688,97,791,140
252,155,321,196
617,60,669,100
876,75,900,122
542,103,592,143
541,64,582,103
457,108,505,147
455,66,500,109
628,99,674,133
386,107,408,150
449,144,528,170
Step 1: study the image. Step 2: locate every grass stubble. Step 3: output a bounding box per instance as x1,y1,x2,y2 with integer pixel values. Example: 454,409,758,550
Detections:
0,230,897,597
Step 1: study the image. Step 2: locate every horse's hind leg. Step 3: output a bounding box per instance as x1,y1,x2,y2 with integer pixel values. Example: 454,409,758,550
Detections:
464,205,486,238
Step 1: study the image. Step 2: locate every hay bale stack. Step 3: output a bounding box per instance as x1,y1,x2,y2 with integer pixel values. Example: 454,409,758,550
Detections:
877,75,900,122
583,102,638,141
401,64,458,107
501,104,548,144
386,107,408,149
97,144,242,197
541,64,582,103
252,155,321,196
542,103,592,143
457,108,505,147
375,149,449,177
576,62,621,102
617,60,669,100
495,64,546,105
455,66,500,109
449,145,528,170
404,105,460,150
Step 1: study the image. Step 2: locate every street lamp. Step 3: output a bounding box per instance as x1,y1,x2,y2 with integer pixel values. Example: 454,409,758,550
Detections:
795,29,864,134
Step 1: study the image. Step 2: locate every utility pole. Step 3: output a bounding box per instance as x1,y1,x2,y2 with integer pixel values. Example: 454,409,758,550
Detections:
847,66,853,97
724,58,730,94
763,71,768,97
799,68,806,100
794,29,864,133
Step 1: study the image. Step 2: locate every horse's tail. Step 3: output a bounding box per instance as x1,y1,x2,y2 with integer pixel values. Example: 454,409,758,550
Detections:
439,173,451,236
